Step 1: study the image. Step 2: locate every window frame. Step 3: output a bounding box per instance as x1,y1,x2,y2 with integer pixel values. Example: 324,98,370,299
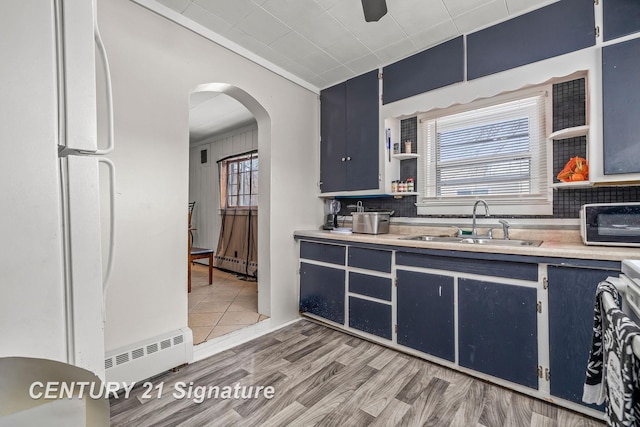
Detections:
220,153,258,210
416,84,555,216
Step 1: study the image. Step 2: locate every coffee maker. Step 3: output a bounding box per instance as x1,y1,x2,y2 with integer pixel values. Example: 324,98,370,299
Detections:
323,199,340,230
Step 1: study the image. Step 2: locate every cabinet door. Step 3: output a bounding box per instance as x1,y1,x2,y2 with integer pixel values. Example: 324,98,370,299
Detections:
458,278,538,389
349,297,392,340
467,0,594,80
345,70,379,191
548,265,617,409
383,36,464,104
299,262,345,325
320,82,347,193
603,0,640,41
397,270,455,362
603,38,640,175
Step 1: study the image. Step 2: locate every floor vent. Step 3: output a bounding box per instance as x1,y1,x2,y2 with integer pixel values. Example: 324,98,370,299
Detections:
105,328,193,385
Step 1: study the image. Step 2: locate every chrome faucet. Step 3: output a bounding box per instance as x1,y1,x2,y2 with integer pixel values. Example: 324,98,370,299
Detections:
471,200,490,237
499,219,510,240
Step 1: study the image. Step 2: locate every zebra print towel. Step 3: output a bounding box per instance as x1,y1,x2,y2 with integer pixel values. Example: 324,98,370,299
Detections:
584,281,640,426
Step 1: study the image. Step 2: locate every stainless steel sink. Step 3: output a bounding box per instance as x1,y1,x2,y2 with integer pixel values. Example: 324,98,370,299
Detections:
399,235,464,242
400,235,542,247
458,238,542,247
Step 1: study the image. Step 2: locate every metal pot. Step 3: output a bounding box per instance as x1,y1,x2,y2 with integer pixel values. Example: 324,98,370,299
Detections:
351,211,391,234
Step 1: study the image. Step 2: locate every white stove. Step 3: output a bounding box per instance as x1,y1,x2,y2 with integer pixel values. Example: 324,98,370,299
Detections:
617,260,640,322
622,259,640,281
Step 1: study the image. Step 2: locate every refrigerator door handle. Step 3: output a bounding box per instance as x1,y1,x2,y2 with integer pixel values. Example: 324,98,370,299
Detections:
94,20,114,155
99,158,116,297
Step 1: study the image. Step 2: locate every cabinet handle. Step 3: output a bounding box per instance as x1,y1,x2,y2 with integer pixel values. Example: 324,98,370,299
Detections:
341,157,346,162
347,156,351,161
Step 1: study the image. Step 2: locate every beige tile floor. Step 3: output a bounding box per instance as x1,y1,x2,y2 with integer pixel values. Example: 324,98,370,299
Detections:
188,263,267,345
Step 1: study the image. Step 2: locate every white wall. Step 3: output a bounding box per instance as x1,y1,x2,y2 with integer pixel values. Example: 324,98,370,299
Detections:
99,0,322,354
189,123,258,252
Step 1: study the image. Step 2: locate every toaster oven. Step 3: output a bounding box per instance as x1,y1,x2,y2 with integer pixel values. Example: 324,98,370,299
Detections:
580,202,640,247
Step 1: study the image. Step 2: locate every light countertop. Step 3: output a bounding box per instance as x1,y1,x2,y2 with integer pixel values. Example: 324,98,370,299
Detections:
294,227,640,263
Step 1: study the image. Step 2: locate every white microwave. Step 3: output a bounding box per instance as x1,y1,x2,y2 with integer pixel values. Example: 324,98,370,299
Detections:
580,202,640,247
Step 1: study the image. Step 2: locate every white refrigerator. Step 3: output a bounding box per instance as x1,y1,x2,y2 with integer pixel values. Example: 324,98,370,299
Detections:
0,0,113,381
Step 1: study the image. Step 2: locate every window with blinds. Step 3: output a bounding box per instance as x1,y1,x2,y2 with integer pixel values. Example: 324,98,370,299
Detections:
418,92,552,215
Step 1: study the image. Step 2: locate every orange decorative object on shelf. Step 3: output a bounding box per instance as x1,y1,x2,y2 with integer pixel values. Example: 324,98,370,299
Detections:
557,156,589,182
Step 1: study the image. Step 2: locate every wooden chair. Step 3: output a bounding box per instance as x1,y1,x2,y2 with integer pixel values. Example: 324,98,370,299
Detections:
188,201,196,245
187,202,214,293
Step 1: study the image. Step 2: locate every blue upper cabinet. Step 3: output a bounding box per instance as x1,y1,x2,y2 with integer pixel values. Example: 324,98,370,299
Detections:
345,70,380,191
604,0,640,41
320,81,347,194
467,0,595,80
382,36,464,105
602,37,640,175
320,70,379,193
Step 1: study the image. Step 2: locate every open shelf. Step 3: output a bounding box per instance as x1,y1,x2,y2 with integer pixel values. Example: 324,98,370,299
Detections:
392,153,420,160
549,125,589,140
391,192,419,197
552,181,592,189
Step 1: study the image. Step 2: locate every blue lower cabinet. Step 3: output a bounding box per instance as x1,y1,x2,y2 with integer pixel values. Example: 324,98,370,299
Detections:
458,278,538,388
348,297,392,340
397,270,455,362
548,265,617,410
299,262,345,325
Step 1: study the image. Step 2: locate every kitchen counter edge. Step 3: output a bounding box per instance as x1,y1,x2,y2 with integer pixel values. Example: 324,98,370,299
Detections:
294,230,640,263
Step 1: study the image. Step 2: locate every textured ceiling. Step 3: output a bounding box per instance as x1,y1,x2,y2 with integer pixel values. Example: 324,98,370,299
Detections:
155,0,559,90
143,0,560,142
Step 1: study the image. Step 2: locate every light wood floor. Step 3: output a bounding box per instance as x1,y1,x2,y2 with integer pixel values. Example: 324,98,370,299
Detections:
110,320,604,427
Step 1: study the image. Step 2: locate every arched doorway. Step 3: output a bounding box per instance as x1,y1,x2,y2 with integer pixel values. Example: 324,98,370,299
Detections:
187,83,271,346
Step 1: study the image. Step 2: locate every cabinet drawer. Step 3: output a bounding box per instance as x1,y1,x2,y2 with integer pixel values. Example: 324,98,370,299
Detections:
349,272,391,301
349,297,392,340
300,241,345,265
348,247,392,273
396,252,538,282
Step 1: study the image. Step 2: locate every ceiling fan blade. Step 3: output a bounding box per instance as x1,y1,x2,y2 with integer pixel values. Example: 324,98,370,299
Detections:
361,0,387,22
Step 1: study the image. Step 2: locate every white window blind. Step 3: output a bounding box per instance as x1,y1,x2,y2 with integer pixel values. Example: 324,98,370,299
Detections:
418,93,551,215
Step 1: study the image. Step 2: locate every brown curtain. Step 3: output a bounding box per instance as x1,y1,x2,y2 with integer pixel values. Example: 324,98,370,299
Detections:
214,209,257,277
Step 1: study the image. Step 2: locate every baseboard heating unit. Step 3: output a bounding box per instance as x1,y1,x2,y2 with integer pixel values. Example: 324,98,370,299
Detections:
104,328,193,385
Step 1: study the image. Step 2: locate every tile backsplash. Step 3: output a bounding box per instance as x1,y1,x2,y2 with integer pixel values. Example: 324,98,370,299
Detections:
552,78,639,218
338,78,640,219
552,77,586,131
